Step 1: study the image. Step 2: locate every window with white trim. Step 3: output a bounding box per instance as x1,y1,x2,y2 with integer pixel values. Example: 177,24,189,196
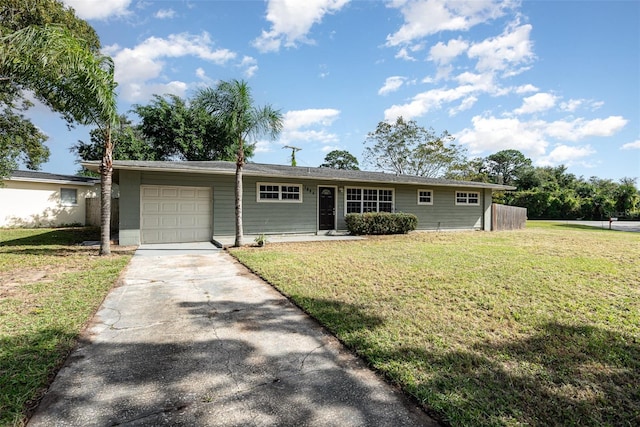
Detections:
257,183,302,202
455,191,480,206
417,189,433,205
60,188,77,206
346,187,393,213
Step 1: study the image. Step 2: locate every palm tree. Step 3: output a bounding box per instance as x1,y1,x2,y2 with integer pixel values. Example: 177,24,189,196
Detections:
1,24,118,255
196,80,283,247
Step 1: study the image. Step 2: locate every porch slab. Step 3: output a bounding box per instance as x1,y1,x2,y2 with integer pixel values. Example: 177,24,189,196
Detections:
213,232,364,247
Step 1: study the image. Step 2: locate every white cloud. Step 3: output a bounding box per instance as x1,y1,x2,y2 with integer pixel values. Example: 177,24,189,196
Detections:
195,67,215,85
239,56,259,78
253,0,350,52
621,140,640,150
279,108,341,146
378,76,406,95
456,115,549,156
384,84,477,121
448,96,477,116
284,129,339,143
384,21,536,122
467,22,534,74
545,116,628,141
454,71,495,89
560,98,604,112
515,84,538,94
560,99,583,113
429,37,469,65
537,145,595,166
107,32,237,102
384,70,497,121
513,92,557,115
62,0,132,20
456,114,628,164
126,81,189,104
155,9,176,19
395,47,417,61
283,109,340,129
254,140,272,153
386,0,513,46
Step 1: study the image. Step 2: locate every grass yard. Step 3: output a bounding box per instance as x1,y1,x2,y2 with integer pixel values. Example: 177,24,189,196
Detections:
231,222,640,426
0,228,133,427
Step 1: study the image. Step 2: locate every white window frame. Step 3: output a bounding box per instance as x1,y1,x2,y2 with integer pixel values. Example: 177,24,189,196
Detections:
417,189,434,205
455,190,480,206
60,188,78,206
344,186,394,214
256,182,303,203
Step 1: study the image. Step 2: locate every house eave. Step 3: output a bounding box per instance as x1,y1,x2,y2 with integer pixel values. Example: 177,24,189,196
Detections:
81,161,515,191
7,176,98,186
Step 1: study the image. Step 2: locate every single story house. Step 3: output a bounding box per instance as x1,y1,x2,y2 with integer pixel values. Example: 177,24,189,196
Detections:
83,160,514,246
0,171,99,228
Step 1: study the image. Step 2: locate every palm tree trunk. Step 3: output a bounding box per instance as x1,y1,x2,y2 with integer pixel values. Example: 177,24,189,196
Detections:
99,125,113,255
234,138,245,247
234,162,243,247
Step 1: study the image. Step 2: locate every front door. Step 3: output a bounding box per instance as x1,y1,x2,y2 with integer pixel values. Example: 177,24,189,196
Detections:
318,187,336,230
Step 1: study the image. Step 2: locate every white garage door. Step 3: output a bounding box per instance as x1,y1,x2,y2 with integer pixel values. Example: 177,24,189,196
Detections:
140,185,212,244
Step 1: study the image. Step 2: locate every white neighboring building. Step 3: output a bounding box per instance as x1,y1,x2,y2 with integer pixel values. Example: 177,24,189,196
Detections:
0,171,99,228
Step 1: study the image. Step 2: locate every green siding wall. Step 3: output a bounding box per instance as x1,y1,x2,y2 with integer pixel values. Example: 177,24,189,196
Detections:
118,170,141,245
243,176,318,234
394,185,485,230
116,169,493,244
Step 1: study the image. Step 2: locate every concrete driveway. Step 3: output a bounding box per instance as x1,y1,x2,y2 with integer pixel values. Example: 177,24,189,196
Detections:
28,243,437,426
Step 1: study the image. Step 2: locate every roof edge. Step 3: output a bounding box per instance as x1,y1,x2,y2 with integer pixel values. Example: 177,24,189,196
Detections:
7,174,98,186
81,161,515,191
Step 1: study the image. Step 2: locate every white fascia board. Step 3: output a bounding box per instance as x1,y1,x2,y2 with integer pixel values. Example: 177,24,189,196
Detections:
8,177,98,186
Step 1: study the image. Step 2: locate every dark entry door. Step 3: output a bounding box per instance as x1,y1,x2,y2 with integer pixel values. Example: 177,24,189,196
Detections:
318,187,336,230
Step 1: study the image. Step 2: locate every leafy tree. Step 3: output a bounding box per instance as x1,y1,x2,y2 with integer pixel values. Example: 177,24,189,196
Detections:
72,115,155,173
485,149,532,186
320,150,359,170
445,157,489,182
0,89,49,177
500,160,639,220
196,80,283,247
614,178,639,215
0,0,101,178
134,94,244,162
364,116,465,177
1,0,100,49
1,4,118,254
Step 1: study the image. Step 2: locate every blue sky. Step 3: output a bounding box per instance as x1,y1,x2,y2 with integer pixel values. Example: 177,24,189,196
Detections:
30,0,639,181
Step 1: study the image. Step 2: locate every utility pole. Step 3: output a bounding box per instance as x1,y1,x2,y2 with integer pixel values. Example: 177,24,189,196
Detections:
283,145,301,166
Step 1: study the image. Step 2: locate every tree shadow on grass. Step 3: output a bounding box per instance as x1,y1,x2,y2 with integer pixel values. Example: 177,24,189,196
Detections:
0,228,100,247
0,328,78,427
376,322,639,426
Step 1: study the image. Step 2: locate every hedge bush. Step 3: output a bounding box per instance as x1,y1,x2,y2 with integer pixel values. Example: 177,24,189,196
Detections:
345,212,418,235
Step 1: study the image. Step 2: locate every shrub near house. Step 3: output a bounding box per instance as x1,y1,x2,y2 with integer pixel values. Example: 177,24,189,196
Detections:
346,212,417,235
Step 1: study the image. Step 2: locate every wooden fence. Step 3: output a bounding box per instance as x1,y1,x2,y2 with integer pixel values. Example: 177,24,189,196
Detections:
85,198,119,231
492,203,527,231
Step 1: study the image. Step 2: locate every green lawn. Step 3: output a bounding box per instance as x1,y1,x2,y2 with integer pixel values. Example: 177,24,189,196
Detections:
0,228,133,427
231,222,640,426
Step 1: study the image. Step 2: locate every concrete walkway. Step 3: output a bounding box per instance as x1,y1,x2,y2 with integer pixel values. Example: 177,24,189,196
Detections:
213,233,364,247
28,243,437,426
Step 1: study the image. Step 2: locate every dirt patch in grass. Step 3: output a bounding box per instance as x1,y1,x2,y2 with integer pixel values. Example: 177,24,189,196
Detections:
231,223,640,426
0,228,133,426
